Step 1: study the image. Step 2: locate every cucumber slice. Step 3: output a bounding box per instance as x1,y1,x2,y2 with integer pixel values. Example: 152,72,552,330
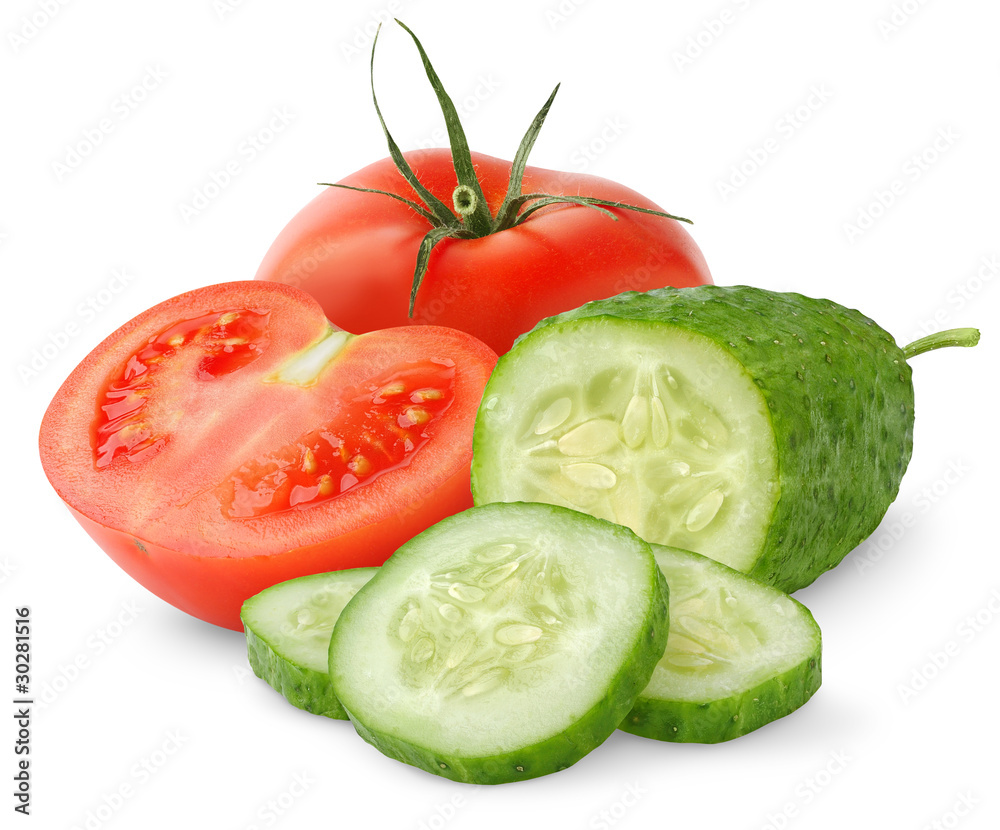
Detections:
328,502,669,784
472,285,925,592
621,545,821,743
241,568,378,719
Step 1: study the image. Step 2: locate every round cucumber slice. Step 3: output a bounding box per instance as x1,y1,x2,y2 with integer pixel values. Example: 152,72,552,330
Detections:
328,502,669,784
621,545,821,743
473,285,930,592
241,568,378,719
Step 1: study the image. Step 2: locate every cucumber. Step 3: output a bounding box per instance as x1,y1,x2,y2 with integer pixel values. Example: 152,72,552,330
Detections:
241,568,378,719
328,502,669,784
472,285,979,592
621,544,821,743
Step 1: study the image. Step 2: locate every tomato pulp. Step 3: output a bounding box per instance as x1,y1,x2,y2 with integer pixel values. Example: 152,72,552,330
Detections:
255,149,712,355
39,281,497,629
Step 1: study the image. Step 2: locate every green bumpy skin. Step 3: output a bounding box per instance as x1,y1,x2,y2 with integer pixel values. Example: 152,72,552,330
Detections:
245,624,347,718
623,659,821,743
472,285,914,593
621,545,821,743
242,568,378,719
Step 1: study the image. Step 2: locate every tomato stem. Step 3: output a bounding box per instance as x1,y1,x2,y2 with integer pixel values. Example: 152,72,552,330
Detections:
367,23,457,229
395,19,494,238
452,185,478,218
317,181,439,225
410,227,462,316
344,20,697,318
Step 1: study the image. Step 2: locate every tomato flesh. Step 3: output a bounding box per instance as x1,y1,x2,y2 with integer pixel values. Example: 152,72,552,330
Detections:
94,308,271,468
39,282,497,629
221,359,455,517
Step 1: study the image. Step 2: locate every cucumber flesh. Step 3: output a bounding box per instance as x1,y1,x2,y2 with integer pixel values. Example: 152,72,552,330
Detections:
328,502,669,784
473,318,778,572
621,545,821,743
241,568,378,719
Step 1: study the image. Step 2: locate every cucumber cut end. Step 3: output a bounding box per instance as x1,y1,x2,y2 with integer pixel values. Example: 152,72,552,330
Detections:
473,318,779,573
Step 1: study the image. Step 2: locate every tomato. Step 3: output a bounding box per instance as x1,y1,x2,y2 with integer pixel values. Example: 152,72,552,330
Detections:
39,281,496,630
253,23,711,356
256,148,712,356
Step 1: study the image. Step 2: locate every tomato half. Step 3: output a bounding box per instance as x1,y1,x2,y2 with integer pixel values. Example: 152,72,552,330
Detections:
39,281,496,629
255,148,712,355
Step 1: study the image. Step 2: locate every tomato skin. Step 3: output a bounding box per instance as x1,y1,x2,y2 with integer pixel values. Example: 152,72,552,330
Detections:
255,149,712,354
39,281,496,630
66,462,474,630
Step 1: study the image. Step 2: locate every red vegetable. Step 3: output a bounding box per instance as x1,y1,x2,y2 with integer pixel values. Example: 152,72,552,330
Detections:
39,281,496,629
255,22,711,355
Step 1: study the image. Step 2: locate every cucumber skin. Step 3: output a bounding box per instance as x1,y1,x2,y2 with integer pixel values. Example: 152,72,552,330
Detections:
621,625,821,744
244,622,348,719
241,568,378,720
620,654,821,743
333,503,671,784
496,285,914,593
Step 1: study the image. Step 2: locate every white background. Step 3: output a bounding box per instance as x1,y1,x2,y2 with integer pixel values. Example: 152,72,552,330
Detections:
3,0,998,828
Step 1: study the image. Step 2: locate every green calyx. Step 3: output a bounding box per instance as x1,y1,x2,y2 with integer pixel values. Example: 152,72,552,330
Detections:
318,20,693,316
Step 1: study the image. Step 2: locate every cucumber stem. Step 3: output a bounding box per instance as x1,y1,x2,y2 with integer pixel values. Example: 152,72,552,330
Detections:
902,327,981,359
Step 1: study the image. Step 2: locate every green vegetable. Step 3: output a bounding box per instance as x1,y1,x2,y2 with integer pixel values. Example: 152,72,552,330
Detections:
472,285,979,592
241,568,378,718
328,502,669,784
622,544,821,743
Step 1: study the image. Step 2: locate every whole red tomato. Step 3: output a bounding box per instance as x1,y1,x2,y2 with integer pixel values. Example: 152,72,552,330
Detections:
254,22,712,355
256,149,712,355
